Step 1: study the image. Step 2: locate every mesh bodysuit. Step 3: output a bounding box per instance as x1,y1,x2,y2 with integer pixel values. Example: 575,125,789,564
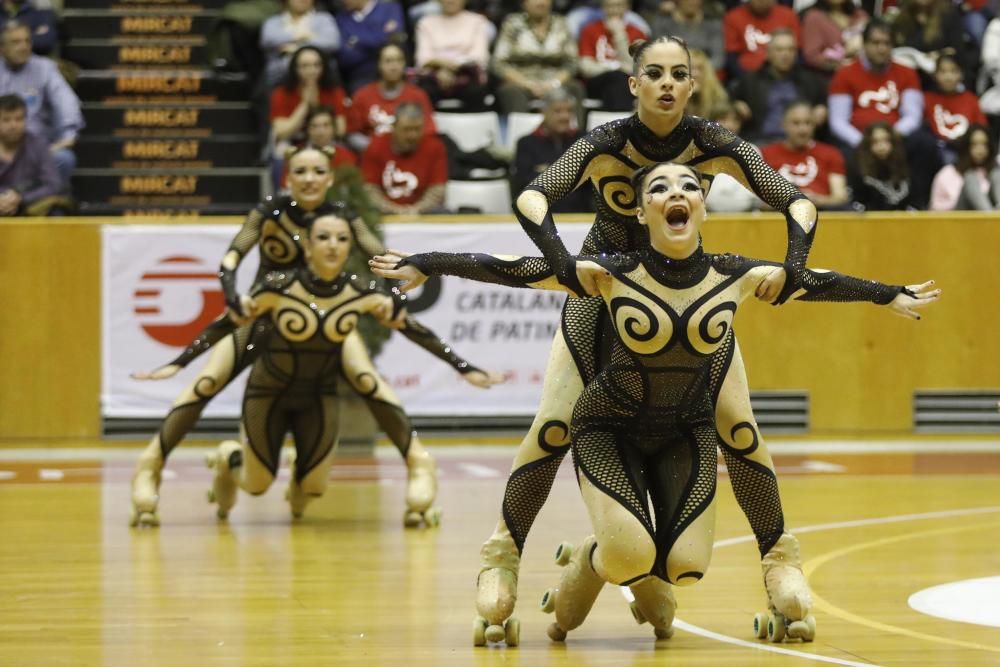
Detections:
405,247,902,582
242,267,405,478
484,114,819,558
153,196,480,462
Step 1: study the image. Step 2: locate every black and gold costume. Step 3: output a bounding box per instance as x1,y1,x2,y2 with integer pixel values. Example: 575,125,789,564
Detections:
486,114,819,560
151,196,481,464
404,246,901,583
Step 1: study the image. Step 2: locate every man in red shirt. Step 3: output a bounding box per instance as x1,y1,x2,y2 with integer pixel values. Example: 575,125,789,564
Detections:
723,0,800,79
362,102,448,214
827,18,940,208
578,0,647,111
761,100,848,210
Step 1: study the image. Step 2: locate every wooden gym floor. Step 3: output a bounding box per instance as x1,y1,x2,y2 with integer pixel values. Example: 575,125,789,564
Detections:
0,439,998,666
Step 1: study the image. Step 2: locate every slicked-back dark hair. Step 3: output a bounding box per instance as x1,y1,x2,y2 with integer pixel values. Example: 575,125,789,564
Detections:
628,36,691,75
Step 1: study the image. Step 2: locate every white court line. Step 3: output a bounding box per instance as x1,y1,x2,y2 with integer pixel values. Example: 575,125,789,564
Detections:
458,463,500,478
625,505,1000,665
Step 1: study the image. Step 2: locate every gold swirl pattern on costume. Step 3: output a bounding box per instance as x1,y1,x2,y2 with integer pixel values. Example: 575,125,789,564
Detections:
688,300,737,356
274,301,317,342
609,293,673,356
260,218,300,265
321,297,371,342
590,154,641,216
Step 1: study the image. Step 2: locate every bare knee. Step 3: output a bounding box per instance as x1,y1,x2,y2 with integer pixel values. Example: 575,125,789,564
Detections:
595,536,656,585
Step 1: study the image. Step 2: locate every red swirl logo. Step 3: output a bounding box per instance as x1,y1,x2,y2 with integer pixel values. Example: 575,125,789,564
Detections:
134,255,225,347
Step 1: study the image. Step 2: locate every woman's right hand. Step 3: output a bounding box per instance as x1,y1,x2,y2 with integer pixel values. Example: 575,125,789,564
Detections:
575,260,611,297
227,295,258,326
369,250,429,292
131,364,181,381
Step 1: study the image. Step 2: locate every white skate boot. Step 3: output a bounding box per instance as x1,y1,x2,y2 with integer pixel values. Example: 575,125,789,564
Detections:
205,440,242,520
753,532,816,642
628,575,677,640
473,526,520,647
539,535,605,642
403,452,441,528
130,447,164,527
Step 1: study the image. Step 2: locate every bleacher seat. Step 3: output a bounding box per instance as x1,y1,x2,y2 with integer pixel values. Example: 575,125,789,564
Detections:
433,111,503,152
445,179,512,214
586,110,633,132
504,112,543,153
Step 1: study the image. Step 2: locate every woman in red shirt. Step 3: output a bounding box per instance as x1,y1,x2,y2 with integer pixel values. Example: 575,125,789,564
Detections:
923,54,987,145
270,45,348,147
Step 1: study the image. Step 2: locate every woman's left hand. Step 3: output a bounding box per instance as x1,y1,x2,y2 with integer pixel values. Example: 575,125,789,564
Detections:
369,250,429,293
889,280,941,320
755,266,787,303
462,369,506,388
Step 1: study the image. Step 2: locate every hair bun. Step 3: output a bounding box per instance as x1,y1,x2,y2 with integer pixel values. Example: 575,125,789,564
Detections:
628,39,648,59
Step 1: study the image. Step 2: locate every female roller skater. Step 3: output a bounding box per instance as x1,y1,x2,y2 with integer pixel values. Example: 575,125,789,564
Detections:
372,162,938,644
380,33,822,645
129,147,498,528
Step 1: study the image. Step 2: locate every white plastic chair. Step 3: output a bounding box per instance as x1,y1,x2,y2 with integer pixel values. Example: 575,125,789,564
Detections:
585,110,633,132
504,112,543,153
445,179,512,214
433,111,503,152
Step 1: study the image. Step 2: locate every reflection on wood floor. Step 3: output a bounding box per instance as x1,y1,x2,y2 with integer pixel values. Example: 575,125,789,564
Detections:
0,441,998,666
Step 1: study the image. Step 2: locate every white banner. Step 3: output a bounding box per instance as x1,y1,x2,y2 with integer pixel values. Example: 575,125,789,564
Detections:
101,222,589,418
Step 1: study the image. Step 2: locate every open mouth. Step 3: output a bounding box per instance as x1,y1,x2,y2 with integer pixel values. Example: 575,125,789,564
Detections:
666,205,689,229
658,94,675,105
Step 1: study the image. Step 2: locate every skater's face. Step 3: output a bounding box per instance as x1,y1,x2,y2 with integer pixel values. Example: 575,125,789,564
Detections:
305,215,352,277
288,148,334,209
636,163,706,256
307,112,336,146
628,41,694,120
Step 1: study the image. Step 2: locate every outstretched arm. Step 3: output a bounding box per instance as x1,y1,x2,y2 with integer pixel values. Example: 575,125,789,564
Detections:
791,270,940,320
395,317,502,387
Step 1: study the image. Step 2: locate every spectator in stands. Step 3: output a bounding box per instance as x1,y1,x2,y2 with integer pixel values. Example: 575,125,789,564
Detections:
930,124,1000,209
722,0,800,79
259,0,340,87
414,0,493,110
800,0,868,77
923,54,986,145
847,121,916,210
361,102,448,214
731,29,828,144
890,0,974,88
0,93,64,216
0,22,82,191
761,100,849,209
510,89,592,212
650,0,725,75
271,46,348,145
0,0,57,56
577,0,646,111
346,42,437,153
335,0,405,92
705,105,761,212
279,105,359,188
492,0,585,119
687,47,730,119
829,19,939,207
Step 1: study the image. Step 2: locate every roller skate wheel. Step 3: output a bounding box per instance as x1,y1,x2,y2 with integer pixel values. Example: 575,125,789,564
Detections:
484,624,506,644
130,509,159,528
540,588,556,613
630,600,647,625
403,510,422,527
554,541,573,566
472,616,487,647
504,617,520,647
654,626,674,640
787,615,816,642
216,507,229,520
805,615,817,640
753,612,769,639
768,613,786,642
424,507,443,527
547,622,567,642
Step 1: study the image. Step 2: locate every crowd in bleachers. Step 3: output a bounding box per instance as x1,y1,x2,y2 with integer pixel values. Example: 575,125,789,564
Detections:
3,0,1000,214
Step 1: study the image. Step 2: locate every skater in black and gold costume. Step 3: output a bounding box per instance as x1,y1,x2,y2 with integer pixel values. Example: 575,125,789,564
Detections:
207,207,464,522
129,147,498,528
372,162,938,644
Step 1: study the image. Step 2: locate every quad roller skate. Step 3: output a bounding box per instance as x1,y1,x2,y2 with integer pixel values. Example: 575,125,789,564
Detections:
628,576,677,640
753,532,817,642
129,448,164,527
205,440,242,520
539,536,605,642
473,528,520,647
403,452,441,528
